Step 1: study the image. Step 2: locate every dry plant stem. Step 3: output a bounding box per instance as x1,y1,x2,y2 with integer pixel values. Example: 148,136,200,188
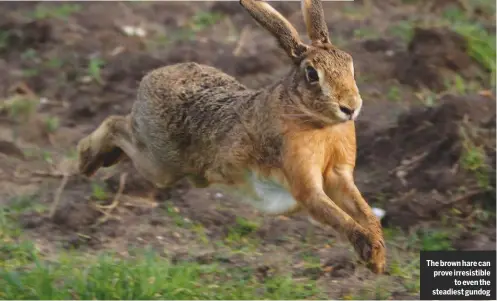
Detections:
440,188,486,209
11,81,36,97
49,174,70,218
32,170,66,178
233,26,250,56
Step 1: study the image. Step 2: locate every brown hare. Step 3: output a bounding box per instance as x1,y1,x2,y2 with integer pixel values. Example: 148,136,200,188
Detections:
77,0,386,274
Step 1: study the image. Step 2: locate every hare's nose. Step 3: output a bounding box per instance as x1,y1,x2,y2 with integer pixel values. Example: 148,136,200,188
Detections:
339,105,354,117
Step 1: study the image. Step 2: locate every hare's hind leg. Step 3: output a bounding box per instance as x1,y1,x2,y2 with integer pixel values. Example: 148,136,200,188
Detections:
77,115,129,177
76,115,133,222
77,115,181,189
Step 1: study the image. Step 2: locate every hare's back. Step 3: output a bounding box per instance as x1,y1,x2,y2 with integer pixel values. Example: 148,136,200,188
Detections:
133,61,249,139
137,62,247,105
131,62,252,166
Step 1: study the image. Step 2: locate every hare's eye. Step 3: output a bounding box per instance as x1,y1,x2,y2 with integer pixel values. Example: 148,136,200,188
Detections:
305,66,319,83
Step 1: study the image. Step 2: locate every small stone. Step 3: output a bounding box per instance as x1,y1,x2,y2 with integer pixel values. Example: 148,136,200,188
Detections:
372,207,386,220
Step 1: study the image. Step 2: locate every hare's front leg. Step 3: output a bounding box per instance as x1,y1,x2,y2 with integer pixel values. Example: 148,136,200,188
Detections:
324,166,386,273
284,161,385,274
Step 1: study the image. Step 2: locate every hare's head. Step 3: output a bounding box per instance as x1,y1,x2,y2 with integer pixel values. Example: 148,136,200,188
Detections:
240,0,361,124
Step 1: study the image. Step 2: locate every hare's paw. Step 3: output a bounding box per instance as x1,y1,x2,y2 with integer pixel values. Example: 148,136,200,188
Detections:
77,135,123,177
351,228,386,274
77,136,98,177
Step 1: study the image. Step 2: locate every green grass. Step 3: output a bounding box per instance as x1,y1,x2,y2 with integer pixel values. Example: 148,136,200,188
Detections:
45,57,64,69
88,57,105,84
20,49,38,61
389,20,415,43
31,3,81,20
386,226,455,251
0,251,321,300
0,31,9,50
229,217,260,237
419,230,453,251
91,182,109,201
460,145,487,173
353,28,378,40
0,196,45,271
44,116,60,133
342,4,369,20
190,11,224,32
454,23,496,83
387,85,402,102
167,11,225,42
389,255,420,294
0,240,39,270
22,68,40,78
163,201,191,228
441,5,496,86
459,125,492,190
0,204,21,243
224,217,261,252
0,198,321,299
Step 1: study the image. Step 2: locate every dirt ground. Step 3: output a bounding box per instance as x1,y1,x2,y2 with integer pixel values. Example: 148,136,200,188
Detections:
0,1,495,299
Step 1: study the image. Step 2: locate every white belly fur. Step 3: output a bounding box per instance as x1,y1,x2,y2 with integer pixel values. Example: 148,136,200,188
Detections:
249,173,297,214
214,172,298,215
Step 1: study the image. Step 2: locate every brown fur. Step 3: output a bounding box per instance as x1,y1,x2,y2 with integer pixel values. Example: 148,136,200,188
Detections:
77,0,386,274
302,0,330,45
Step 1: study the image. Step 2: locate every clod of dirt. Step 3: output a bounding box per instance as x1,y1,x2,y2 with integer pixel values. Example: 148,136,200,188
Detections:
210,1,298,18
358,94,496,228
299,266,324,280
51,201,100,231
171,251,231,265
104,51,169,83
69,101,97,119
323,253,356,278
394,27,479,91
0,19,52,52
0,140,25,160
362,38,392,52
418,0,463,12
453,229,496,251
256,264,283,281
210,2,243,15
63,234,86,250
19,211,46,229
104,41,280,84
174,188,239,235
98,220,126,238
362,38,403,54
162,39,283,79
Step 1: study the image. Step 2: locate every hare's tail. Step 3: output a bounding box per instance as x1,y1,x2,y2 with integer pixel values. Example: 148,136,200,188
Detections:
77,115,130,177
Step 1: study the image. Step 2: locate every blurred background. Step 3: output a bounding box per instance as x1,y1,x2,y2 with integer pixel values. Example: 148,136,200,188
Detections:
0,0,495,299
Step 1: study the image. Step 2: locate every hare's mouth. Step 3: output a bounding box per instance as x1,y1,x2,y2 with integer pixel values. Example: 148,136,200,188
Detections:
333,109,352,123
335,103,362,122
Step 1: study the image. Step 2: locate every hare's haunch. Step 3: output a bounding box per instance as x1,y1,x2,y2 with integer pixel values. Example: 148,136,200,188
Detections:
77,0,386,274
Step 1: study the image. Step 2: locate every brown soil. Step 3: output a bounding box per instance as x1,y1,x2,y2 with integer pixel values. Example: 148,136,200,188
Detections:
394,27,487,91
0,1,495,299
357,94,496,228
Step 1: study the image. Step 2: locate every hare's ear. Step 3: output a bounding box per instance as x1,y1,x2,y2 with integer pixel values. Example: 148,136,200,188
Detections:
301,0,330,45
240,0,308,63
